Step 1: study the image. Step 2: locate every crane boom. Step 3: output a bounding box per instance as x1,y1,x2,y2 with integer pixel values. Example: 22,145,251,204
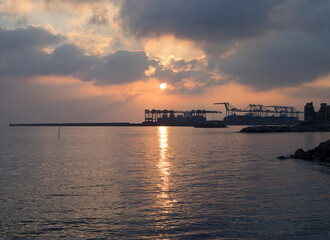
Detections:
215,102,302,118
214,102,237,116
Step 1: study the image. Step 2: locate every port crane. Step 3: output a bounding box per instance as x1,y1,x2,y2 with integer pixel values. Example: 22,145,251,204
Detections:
214,102,302,118
264,106,301,118
213,102,238,117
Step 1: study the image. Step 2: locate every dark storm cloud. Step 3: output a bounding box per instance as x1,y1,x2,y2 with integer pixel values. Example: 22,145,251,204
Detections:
0,27,150,85
0,43,96,77
0,26,63,53
120,0,282,49
78,50,150,85
119,0,330,47
278,0,330,33
220,32,330,90
119,0,330,90
50,44,97,75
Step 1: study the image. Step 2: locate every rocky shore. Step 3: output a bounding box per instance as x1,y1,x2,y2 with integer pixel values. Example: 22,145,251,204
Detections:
240,125,330,133
278,139,330,163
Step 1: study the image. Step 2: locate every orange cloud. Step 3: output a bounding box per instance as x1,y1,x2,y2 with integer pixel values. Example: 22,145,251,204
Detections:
304,74,330,88
144,35,204,60
66,29,113,55
0,0,32,15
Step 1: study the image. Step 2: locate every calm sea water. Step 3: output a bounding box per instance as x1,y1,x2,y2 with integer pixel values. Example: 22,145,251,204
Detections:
0,126,329,239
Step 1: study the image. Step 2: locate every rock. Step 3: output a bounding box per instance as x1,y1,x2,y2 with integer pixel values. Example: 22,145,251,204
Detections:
294,149,305,159
282,139,330,163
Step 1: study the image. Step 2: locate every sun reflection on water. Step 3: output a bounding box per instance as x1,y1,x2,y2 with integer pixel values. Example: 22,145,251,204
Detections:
157,127,176,214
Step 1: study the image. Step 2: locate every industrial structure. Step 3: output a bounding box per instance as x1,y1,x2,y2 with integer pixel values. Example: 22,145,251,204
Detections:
214,102,302,125
143,109,223,126
304,102,316,122
304,102,330,124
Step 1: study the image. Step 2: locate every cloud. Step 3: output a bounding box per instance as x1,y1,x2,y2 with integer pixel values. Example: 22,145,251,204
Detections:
220,32,330,90
276,0,330,33
0,0,32,15
3,0,330,94
88,7,110,25
51,44,97,75
78,50,150,85
118,0,330,90
152,58,225,93
0,26,63,53
0,43,95,77
0,26,151,85
40,0,105,12
120,0,330,46
119,0,282,51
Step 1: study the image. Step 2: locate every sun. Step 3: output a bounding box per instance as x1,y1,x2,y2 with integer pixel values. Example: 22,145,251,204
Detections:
160,82,167,90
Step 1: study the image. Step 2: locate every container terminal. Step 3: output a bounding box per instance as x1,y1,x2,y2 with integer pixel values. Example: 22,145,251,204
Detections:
214,102,302,125
143,109,224,127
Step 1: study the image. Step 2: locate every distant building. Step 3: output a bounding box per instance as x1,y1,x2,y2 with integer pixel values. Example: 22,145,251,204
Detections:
304,102,315,122
304,102,330,124
317,103,330,123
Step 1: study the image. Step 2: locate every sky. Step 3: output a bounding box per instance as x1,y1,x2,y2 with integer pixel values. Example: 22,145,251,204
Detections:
1,0,329,124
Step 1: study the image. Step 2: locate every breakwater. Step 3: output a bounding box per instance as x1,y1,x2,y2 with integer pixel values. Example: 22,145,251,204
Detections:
9,122,141,127
240,125,330,133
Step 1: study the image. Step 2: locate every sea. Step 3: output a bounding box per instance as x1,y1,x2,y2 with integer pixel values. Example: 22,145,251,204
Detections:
0,126,329,239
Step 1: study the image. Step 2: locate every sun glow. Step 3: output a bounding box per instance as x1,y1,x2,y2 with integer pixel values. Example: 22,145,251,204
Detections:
160,82,167,90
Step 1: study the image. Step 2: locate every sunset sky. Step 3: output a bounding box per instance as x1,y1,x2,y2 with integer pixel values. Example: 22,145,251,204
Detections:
1,0,330,124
